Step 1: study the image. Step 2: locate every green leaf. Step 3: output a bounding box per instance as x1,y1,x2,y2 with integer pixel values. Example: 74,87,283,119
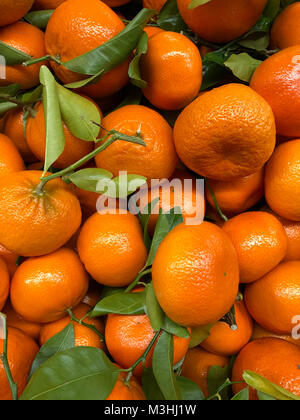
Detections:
90,290,146,317
224,53,262,82
189,324,214,348
152,331,182,400
138,197,160,250
68,168,113,193
24,10,54,29
39,66,65,172
201,61,230,91
158,0,189,32
106,174,147,199
20,347,119,400
162,317,190,339
64,71,104,89
0,41,32,65
231,388,249,400
63,9,156,76
207,365,230,399
129,32,148,89
142,368,165,400
0,84,21,98
20,85,43,106
99,286,125,300
0,102,17,116
243,371,300,401
28,324,75,380
145,282,165,331
238,34,269,51
257,391,276,401
177,376,205,400
264,0,281,20
188,0,212,10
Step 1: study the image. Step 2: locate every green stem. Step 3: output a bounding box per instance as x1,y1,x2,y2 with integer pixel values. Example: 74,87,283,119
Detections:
205,179,228,222
66,309,105,342
0,314,18,400
0,95,23,106
125,268,152,293
23,55,62,67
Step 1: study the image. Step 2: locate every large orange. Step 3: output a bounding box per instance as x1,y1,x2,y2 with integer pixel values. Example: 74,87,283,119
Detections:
245,261,300,335
140,31,202,110
271,3,300,49
181,348,229,398
174,84,276,181
45,0,129,98
252,323,300,348
0,257,10,311
10,248,89,324
106,371,146,400
280,217,300,262
0,327,39,400
0,21,47,90
0,133,25,177
0,171,82,257
222,211,288,284
177,0,267,43
0,0,34,27
3,301,42,341
0,244,18,277
232,338,300,400
152,221,239,327
250,46,300,137
77,212,147,287
265,140,300,221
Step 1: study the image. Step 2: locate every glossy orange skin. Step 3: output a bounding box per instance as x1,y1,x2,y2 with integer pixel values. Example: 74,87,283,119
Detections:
0,257,10,312
141,32,202,110
265,140,300,222
26,102,95,169
77,212,147,287
45,0,129,98
252,324,300,348
3,301,42,341
174,84,276,181
0,171,82,257
177,0,267,43
143,0,166,12
144,26,164,38
223,211,288,284
4,109,36,163
271,3,300,49
280,217,300,262
152,222,239,327
10,248,89,324
0,328,39,400
0,0,34,26
0,244,18,277
0,21,47,90
0,134,25,178
181,348,229,398
232,338,300,400
201,301,253,357
245,261,300,335
251,46,300,137
33,0,65,9
39,303,105,349
106,312,191,376
205,169,265,216
106,372,146,400
95,105,178,181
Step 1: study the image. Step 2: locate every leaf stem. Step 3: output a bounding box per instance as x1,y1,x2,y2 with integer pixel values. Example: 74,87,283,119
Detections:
66,309,105,342
0,314,18,400
23,55,62,67
125,268,152,293
205,179,228,222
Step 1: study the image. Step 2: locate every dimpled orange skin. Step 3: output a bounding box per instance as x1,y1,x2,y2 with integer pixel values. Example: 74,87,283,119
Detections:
174,84,276,181
77,212,147,287
106,372,146,400
0,0,34,27
144,26,164,38
232,338,300,400
245,261,300,335
0,134,25,177
10,248,89,324
140,32,202,110
0,21,47,90
95,105,178,181
152,222,239,327
143,0,166,12
177,0,267,43
280,217,300,262
0,244,18,277
271,3,300,49
3,301,42,341
265,140,300,222
0,257,10,312
45,0,129,99
222,212,288,284
251,46,300,138
0,171,82,257
181,348,229,398
105,313,191,376
201,301,253,357
39,303,105,349
0,327,39,401
252,323,300,348
205,169,265,216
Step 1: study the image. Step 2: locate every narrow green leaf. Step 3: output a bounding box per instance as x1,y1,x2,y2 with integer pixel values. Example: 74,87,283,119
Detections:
0,102,17,116
188,0,212,10
20,85,43,106
163,317,190,339
90,290,146,317
145,282,165,331
0,84,21,97
24,10,54,29
158,0,189,32
207,365,230,399
224,53,262,82
189,324,214,348
177,376,205,400
68,168,113,192
0,41,32,65
129,32,148,89
107,174,147,198
138,197,160,250
64,71,104,89
238,34,269,51
142,368,165,400
231,388,249,400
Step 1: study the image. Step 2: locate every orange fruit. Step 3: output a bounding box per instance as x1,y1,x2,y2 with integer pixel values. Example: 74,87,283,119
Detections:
77,212,147,287
205,169,265,216
3,301,42,341
0,327,39,401
232,338,300,400
0,0,34,27
105,311,191,376
152,221,239,327
245,261,300,335
222,211,288,284
10,248,89,324
252,323,300,348
181,347,229,398
45,0,129,98
0,257,10,311
271,3,300,49
201,301,253,357
174,84,276,181
95,105,178,181
33,0,65,9
39,303,105,349
143,0,166,12
144,26,164,38
26,101,95,169
177,0,267,43
0,21,47,90
0,133,25,177
265,140,300,222
250,46,300,137
72,185,101,218
4,109,36,163
0,244,18,277
140,31,202,110
106,371,146,400
0,170,82,257
279,217,300,262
